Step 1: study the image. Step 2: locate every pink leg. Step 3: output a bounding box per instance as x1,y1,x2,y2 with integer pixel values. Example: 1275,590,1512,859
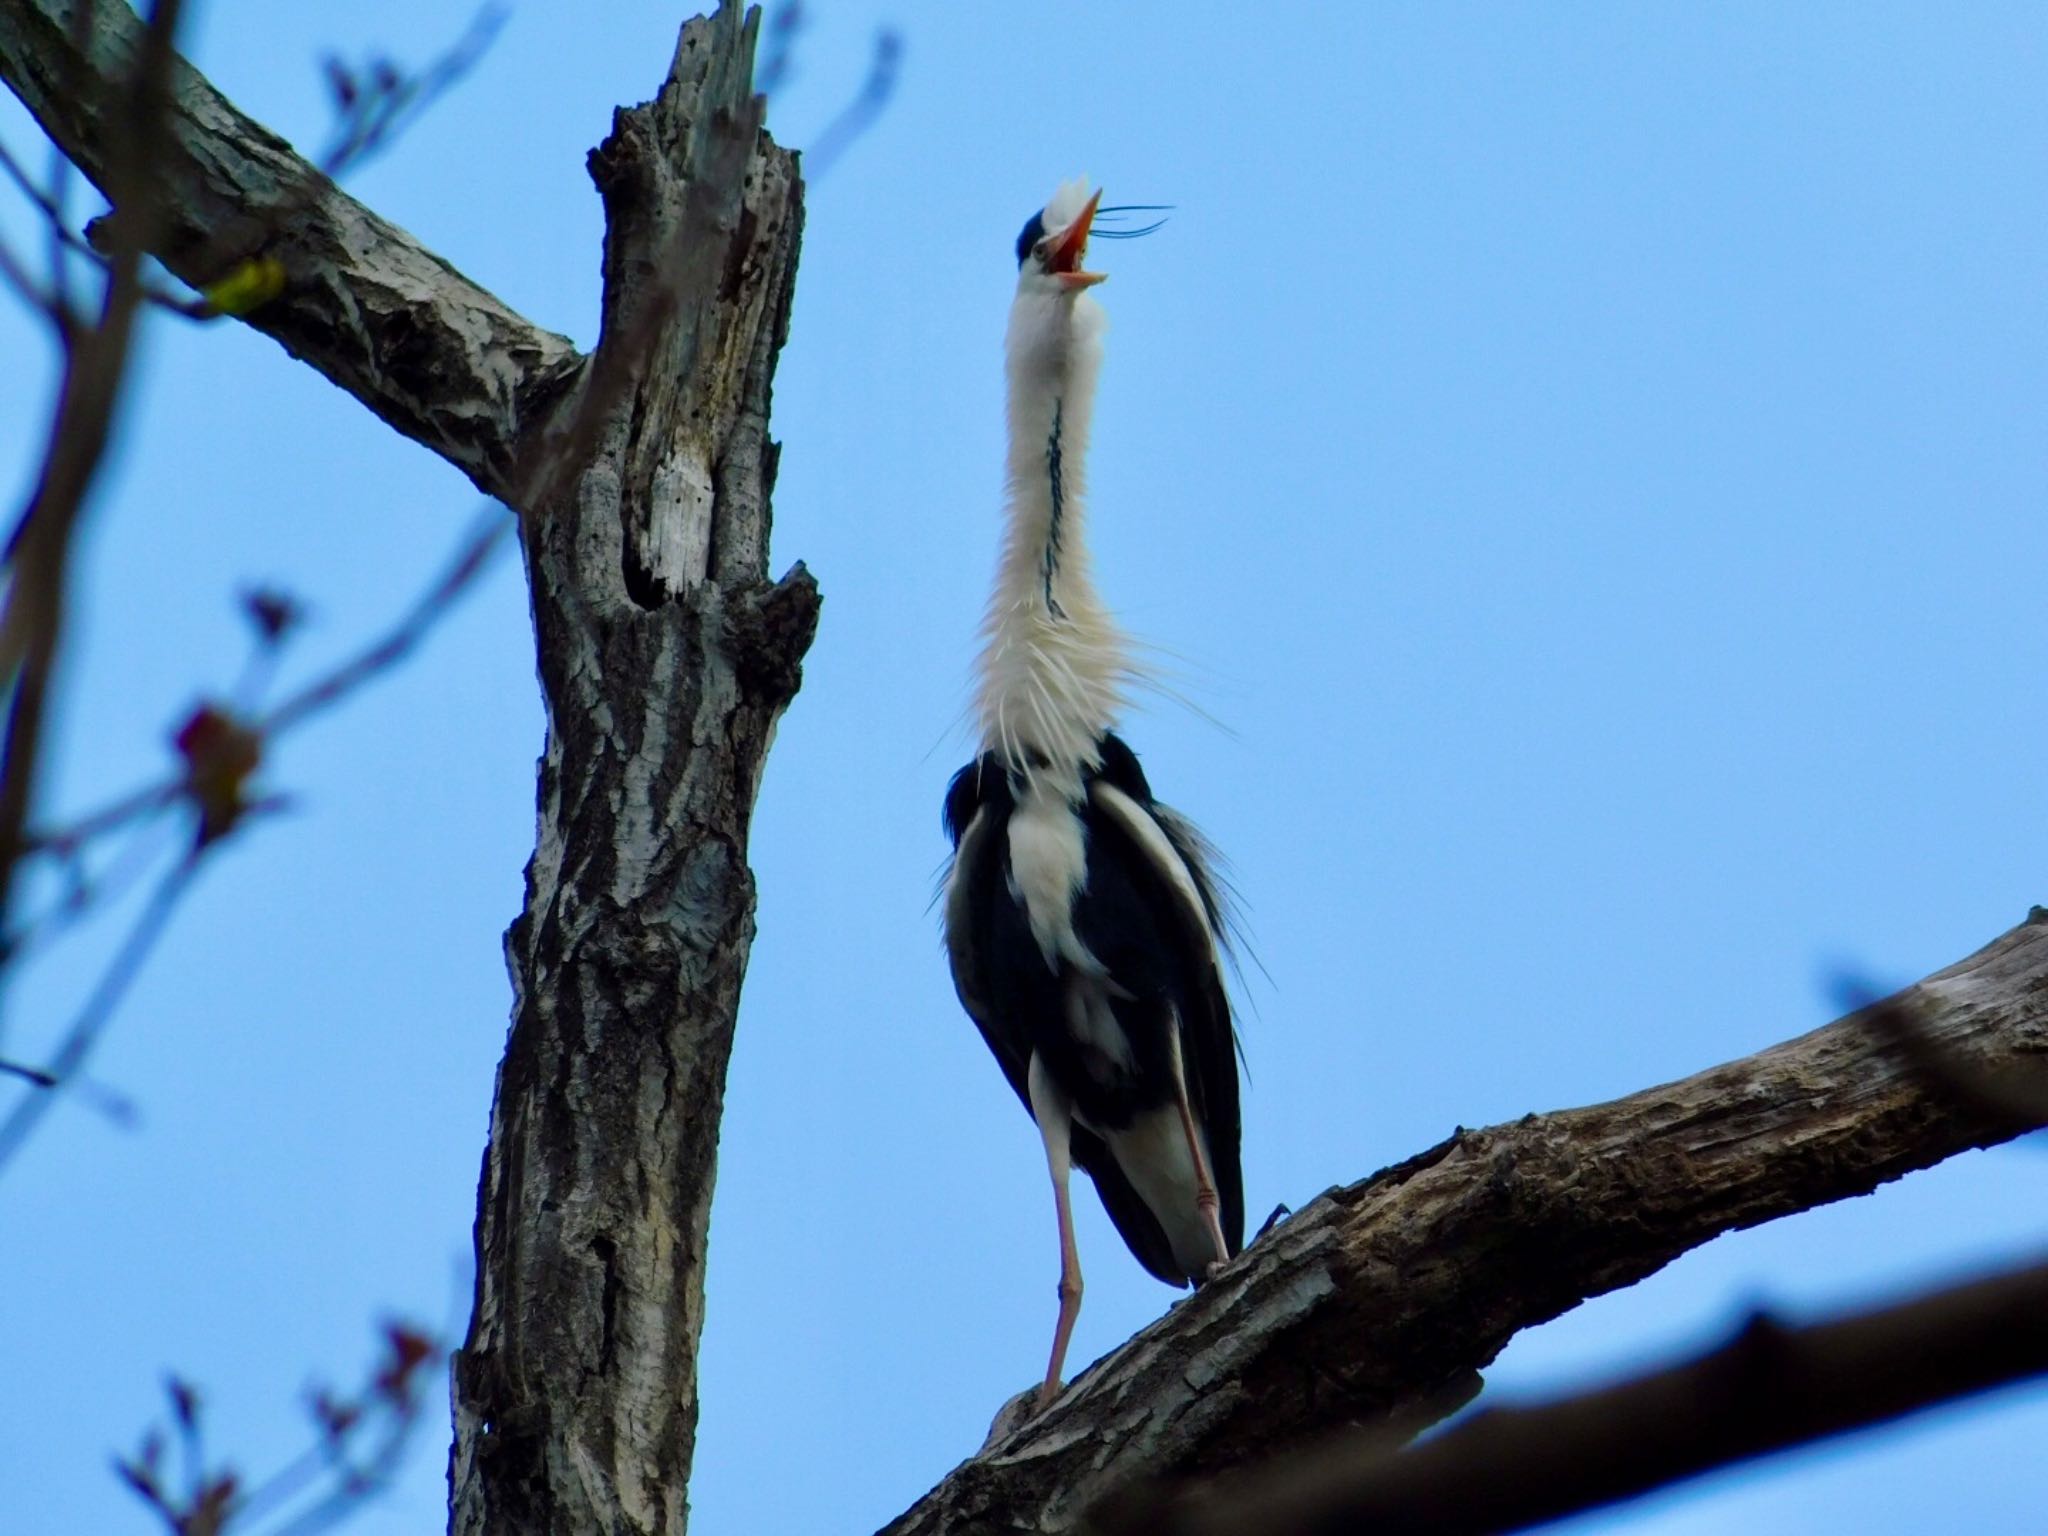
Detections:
1028,1056,1084,1408
1041,1168,1084,1408
1166,1023,1231,1275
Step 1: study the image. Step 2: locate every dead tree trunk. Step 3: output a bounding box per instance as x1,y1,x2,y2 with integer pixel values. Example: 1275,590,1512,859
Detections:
0,4,813,1534
444,14,814,1536
447,13,814,1535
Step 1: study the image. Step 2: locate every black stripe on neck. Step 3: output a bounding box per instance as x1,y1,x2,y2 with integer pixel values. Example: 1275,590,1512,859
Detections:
1042,397,1067,619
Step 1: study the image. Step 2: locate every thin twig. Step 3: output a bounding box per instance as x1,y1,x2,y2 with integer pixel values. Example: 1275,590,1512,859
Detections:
118,1319,442,1536
754,0,803,96
315,5,507,177
0,0,191,1052
22,777,182,858
0,136,102,267
0,844,200,1171
0,225,57,317
0,500,507,1161
1,128,88,327
260,503,512,736
802,27,900,180
5,804,181,962
16,502,490,865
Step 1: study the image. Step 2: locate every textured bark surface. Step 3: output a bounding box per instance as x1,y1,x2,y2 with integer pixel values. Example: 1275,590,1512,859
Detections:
882,913,2048,1536
447,12,814,1536
3,7,814,1535
1107,1251,2048,1536
0,0,581,499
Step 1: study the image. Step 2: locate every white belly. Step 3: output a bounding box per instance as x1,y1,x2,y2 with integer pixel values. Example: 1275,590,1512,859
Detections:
1006,788,1095,971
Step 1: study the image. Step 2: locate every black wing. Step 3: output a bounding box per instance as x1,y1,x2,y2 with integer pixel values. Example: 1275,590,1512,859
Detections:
943,755,1198,1285
942,759,1029,1108
1085,780,1244,1261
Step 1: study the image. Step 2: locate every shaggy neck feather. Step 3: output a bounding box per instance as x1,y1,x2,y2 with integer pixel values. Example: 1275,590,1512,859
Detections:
974,290,1129,784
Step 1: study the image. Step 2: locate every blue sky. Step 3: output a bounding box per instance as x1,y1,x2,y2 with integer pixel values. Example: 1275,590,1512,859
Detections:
2,3,2045,1533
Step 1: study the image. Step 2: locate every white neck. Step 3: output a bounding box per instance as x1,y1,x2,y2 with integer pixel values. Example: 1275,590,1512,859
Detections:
973,288,1130,780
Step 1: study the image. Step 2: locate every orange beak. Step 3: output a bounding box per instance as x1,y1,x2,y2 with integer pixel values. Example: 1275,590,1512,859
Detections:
1047,189,1107,289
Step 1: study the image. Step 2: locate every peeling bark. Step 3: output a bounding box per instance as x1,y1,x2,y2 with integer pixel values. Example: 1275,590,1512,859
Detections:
447,12,813,1536
881,914,2048,1536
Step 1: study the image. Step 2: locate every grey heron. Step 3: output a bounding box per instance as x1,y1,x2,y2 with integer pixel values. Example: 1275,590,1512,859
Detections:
941,179,1244,1411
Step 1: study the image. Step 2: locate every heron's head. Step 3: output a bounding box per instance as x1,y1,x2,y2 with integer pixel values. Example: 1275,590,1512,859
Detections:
1013,178,1106,297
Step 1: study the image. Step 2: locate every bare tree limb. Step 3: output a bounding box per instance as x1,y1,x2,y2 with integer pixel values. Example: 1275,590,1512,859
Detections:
0,0,582,500
880,912,2048,1536
3,9,509,323
1098,1249,2048,1536
1846,977,2048,1137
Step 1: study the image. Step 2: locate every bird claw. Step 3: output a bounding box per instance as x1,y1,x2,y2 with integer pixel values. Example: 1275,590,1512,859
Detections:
982,1384,1048,1450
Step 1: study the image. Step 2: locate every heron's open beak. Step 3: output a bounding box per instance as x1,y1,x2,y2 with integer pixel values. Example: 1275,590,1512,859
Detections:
1048,190,1106,289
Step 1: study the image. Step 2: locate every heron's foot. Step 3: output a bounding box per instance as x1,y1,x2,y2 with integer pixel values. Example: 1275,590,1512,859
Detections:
1204,1258,1229,1283
981,1384,1045,1450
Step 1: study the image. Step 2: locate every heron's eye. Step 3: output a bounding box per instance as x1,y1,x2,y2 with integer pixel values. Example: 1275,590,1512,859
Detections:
1014,211,1047,267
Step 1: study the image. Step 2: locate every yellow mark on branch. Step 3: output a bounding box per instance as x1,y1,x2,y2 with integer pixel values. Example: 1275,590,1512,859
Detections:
201,256,286,316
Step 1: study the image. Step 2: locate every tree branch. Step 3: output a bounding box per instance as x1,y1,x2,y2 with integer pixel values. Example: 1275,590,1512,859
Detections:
881,912,2048,1536
1103,1249,2048,1536
0,0,582,500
